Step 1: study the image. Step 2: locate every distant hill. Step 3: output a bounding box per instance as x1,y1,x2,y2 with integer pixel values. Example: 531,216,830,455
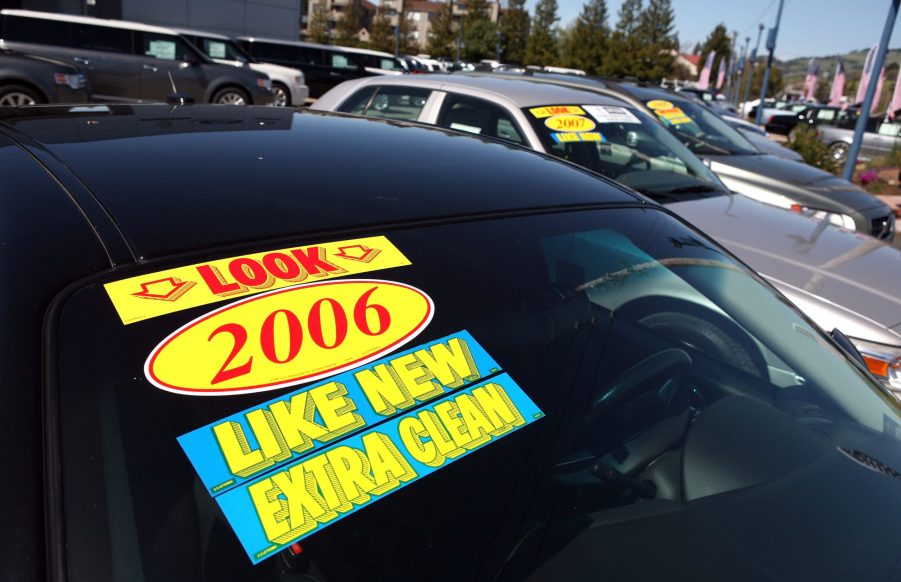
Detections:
778,48,901,89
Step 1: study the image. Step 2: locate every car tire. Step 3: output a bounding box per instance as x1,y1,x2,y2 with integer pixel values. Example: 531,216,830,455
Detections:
829,142,849,163
211,87,250,106
0,84,44,106
271,82,290,107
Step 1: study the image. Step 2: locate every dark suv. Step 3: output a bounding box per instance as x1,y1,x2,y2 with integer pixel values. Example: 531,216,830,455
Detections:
0,47,89,104
0,9,273,105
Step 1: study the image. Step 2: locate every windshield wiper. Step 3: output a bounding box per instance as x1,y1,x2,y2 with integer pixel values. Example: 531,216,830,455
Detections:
679,132,732,155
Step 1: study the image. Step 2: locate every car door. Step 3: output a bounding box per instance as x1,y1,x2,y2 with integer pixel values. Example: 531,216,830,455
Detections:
134,31,206,102
872,121,901,159
324,50,368,89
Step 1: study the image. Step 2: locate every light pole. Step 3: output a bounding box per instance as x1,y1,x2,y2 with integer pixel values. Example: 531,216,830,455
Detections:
842,0,900,180
732,35,750,103
756,0,786,125
741,24,764,116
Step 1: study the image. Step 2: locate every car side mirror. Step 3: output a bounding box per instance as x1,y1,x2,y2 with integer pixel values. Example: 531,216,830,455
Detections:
830,328,866,367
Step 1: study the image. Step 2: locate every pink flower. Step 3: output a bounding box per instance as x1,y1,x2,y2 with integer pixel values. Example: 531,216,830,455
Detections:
860,170,879,185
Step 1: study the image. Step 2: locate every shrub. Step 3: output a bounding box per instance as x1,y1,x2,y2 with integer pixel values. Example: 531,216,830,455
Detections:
786,125,840,174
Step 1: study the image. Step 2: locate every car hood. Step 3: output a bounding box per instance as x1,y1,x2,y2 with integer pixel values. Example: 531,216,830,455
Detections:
707,153,883,212
741,132,805,162
668,194,901,339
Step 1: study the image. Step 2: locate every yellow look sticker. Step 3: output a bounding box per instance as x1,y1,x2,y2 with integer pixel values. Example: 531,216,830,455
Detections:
104,236,410,324
529,105,586,118
646,100,674,110
545,114,597,132
145,279,434,395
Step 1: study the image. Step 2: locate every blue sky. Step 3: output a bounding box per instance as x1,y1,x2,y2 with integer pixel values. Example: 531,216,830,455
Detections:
540,0,901,60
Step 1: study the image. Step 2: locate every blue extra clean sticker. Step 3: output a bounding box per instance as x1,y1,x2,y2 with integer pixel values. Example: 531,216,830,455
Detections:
218,372,541,563
550,131,606,143
177,330,543,564
179,330,502,496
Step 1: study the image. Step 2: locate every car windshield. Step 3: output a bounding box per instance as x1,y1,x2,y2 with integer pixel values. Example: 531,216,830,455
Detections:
53,207,900,580
193,36,252,63
644,97,760,156
524,103,727,203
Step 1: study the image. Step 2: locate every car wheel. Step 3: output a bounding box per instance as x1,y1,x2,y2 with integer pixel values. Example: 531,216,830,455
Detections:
271,83,289,107
211,87,250,106
0,85,43,106
829,142,849,163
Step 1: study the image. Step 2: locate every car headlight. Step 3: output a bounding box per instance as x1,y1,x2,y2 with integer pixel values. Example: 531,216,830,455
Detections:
295,73,305,85
850,338,901,390
789,204,856,230
55,73,86,90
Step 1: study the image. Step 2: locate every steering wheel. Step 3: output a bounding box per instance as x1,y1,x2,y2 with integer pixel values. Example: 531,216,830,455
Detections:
589,348,693,425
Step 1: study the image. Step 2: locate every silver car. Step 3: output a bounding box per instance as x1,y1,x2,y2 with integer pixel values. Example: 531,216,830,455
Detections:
313,74,901,393
493,73,895,241
818,117,901,164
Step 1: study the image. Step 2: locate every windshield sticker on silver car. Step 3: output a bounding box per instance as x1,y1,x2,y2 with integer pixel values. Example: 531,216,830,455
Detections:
545,114,597,132
551,132,606,143
528,105,586,118
177,330,543,564
104,235,411,324
584,105,642,125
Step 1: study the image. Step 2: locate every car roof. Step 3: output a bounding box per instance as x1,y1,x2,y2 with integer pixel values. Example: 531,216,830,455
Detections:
344,74,631,108
0,8,180,35
169,26,231,40
0,104,642,262
235,35,393,57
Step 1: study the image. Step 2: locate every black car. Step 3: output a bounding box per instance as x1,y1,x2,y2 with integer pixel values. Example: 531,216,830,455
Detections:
766,105,861,136
4,104,901,581
0,47,89,105
0,10,273,105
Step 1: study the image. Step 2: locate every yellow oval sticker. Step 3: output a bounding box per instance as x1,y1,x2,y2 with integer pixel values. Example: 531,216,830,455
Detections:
146,279,434,395
545,114,597,132
646,100,674,110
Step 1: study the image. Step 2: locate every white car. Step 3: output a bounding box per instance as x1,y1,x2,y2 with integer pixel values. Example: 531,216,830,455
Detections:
175,27,309,106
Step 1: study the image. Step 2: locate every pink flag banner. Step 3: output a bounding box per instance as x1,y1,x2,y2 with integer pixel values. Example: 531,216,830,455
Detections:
803,59,819,101
716,60,727,90
697,51,716,90
889,66,901,119
828,60,845,106
856,44,878,105
872,66,886,114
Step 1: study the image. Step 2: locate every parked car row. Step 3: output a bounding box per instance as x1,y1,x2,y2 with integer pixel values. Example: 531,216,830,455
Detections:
312,72,901,394
0,9,413,106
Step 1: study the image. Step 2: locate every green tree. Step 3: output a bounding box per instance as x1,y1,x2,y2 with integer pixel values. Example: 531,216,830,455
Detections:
500,0,530,64
462,0,498,61
525,0,559,66
602,0,642,77
334,0,363,47
427,0,457,59
697,24,732,87
369,9,396,53
634,0,677,81
749,62,784,98
306,3,332,44
561,0,608,74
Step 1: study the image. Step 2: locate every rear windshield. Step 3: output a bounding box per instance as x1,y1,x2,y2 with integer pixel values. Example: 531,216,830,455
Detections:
53,207,900,580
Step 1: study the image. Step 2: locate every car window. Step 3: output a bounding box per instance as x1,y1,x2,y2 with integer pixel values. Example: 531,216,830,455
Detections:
646,97,759,156
139,32,195,61
878,122,901,137
77,24,132,53
524,103,723,200
246,42,305,65
437,94,526,144
53,208,900,580
330,52,359,70
195,37,250,62
339,85,430,121
816,109,836,121
0,14,77,47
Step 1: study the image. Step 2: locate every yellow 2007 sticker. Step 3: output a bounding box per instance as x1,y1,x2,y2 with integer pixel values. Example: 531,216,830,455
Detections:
145,279,433,395
545,114,597,132
646,100,674,110
104,236,411,325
